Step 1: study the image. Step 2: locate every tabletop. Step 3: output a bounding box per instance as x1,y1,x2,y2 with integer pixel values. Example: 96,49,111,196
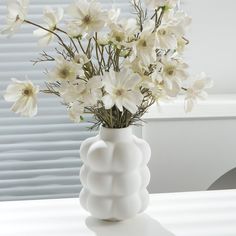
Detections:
0,189,236,236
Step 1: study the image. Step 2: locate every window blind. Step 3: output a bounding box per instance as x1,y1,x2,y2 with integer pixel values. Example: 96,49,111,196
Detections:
0,0,129,201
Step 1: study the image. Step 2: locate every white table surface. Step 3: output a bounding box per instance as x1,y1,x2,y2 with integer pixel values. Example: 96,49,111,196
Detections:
0,190,236,236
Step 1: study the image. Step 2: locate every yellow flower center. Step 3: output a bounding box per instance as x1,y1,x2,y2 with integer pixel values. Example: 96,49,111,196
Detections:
165,66,176,76
115,89,125,96
59,68,70,79
115,35,122,42
22,88,32,97
83,15,92,25
138,39,147,48
159,29,167,36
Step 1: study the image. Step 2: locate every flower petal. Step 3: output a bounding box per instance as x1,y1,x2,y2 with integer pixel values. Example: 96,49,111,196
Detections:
102,94,114,110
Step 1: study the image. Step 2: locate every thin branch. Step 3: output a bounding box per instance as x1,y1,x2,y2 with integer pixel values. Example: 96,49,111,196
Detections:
155,7,165,30
56,27,79,53
24,20,74,58
131,0,147,32
31,51,55,65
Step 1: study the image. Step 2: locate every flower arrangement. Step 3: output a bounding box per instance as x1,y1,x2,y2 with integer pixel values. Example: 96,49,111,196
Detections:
1,0,212,129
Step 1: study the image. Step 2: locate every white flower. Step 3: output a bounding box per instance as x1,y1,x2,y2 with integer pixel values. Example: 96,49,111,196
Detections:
156,11,191,50
59,82,86,104
97,33,109,46
33,7,64,46
66,22,82,38
130,20,157,65
161,56,188,82
4,79,39,117
59,76,102,106
125,58,146,76
163,10,191,38
160,55,188,96
185,73,213,112
108,8,120,25
68,102,84,123
108,18,138,47
124,58,154,88
151,55,188,97
48,56,83,82
66,0,107,37
150,80,169,101
73,54,90,65
1,0,29,36
102,69,143,114
79,77,103,106
176,37,187,54
145,0,177,9
156,24,178,50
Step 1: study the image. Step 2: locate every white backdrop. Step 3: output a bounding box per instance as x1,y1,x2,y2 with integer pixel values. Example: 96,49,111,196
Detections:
183,0,236,94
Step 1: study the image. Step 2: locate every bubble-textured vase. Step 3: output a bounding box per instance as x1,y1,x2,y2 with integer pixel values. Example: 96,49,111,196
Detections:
79,126,151,221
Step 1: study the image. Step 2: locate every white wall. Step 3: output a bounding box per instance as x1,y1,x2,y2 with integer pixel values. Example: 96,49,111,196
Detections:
143,95,236,193
183,0,236,94
145,117,236,193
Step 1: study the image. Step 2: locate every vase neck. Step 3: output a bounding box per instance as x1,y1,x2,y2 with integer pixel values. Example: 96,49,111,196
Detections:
99,126,133,141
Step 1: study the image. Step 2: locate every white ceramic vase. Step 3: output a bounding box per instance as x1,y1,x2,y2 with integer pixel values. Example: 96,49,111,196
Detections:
79,126,151,221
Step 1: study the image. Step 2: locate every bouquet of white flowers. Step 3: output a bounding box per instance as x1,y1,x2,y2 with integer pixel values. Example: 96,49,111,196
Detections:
1,0,212,129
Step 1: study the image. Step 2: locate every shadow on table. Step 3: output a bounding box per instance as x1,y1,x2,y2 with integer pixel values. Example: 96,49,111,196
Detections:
85,214,175,236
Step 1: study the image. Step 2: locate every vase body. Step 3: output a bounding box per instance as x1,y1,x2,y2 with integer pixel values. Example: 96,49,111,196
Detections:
79,126,151,221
